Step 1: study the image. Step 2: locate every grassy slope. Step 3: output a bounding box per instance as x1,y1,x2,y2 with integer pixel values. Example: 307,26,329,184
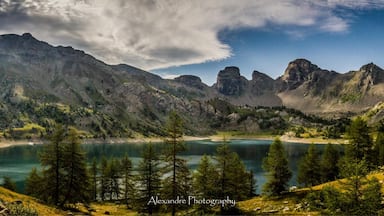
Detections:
0,187,65,215
0,186,137,216
238,171,384,215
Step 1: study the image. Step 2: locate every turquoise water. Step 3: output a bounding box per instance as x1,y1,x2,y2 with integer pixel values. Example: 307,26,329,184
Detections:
0,140,341,193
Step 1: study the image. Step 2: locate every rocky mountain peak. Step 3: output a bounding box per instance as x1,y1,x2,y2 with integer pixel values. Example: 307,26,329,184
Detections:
252,70,273,82
215,66,247,96
359,63,383,73
0,33,51,55
280,58,320,90
357,63,384,85
219,66,241,77
174,75,205,89
250,70,274,94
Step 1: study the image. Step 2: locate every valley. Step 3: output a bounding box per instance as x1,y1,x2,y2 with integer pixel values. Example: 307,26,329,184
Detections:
0,33,384,216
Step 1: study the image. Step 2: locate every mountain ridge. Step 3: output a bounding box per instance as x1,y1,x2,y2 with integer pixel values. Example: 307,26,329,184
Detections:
1,33,384,137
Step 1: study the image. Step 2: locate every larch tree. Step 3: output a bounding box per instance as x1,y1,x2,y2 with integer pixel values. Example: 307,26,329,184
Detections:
214,141,253,213
376,132,384,166
297,143,321,187
107,158,121,200
100,156,109,201
120,154,134,208
2,176,16,191
161,111,191,216
320,144,340,183
193,154,219,213
61,128,91,205
248,170,257,197
90,157,98,201
262,138,292,196
25,167,43,198
136,142,161,215
39,124,66,205
323,159,382,215
346,117,374,166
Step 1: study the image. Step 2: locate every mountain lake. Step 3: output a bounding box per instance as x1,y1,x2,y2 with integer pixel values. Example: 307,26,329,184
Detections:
0,139,343,193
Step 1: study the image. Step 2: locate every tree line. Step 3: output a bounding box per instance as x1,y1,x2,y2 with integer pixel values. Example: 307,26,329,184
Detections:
22,111,255,215
3,113,382,215
297,117,384,215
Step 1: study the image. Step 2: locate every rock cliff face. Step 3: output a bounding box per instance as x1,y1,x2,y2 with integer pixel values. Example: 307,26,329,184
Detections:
250,70,274,95
277,59,321,91
174,75,206,90
214,66,248,96
1,32,384,133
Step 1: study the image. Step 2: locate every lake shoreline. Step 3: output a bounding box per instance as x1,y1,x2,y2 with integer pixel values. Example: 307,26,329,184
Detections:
0,135,347,149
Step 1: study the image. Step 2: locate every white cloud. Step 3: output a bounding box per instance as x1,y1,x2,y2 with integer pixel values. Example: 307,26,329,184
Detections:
161,73,180,80
0,0,383,70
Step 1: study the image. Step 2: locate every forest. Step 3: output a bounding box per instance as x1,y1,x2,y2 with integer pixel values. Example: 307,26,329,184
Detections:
1,112,384,215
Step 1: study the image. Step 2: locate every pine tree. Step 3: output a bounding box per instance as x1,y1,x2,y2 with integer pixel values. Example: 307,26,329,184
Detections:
162,111,190,216
215,142,232,203
39,124,66,205
90,157,98,201
2,176,16,191
107,158,121,200
61,128,91,205
214,142,252,213
262,138,292,196
374,131,384,166
194,155,218,198
100,156,109,201
120,154,133,207
320,144,340,183
248,170,257,197
228,153,252,200
136,143,161,215
193,155,219,213
323,159,382,215
35,126,91,205
25,167,43,197
297,143,321,187
347,117,374,164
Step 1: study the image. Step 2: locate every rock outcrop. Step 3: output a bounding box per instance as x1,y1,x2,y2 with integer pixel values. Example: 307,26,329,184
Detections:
214,66,248,96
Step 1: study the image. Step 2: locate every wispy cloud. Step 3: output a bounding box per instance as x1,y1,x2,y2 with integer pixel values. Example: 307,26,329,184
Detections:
0,0,383,70
161,73,180,80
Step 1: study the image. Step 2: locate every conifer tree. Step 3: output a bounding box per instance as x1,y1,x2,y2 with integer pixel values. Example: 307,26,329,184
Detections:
193,155,219,213
61,128,91,205
262,138,292,196
25,167,43,197
297,143,321,187
228,153,252,200
100,156,109,201
120,154,133,207
162,111,190,216
107,158,121,200
376,133,384,166
39,124,66,204
214,142,252,213
136,143,161,215
36,125,91,206
194,155,218,198
347,117,374,164
320,144,340,182
2,176,16,191
323,159,382,215
248,170,257,197
90,157,98,201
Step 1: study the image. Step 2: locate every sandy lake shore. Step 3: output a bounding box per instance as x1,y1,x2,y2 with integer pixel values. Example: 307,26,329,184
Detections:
0,134,348,149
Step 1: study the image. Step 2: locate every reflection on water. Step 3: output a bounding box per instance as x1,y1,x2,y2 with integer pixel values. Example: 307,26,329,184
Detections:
0,139,342,193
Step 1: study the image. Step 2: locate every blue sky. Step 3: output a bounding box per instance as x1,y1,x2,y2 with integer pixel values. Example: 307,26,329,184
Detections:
154,9,384,85
1,0,384,85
